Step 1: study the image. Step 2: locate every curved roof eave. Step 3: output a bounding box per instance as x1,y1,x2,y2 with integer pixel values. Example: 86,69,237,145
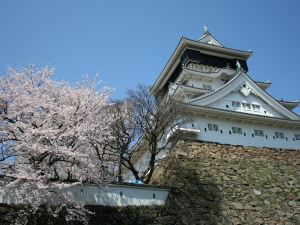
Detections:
184,37,252,58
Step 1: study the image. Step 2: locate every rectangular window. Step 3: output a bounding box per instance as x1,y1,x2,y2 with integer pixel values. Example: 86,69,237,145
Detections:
208,124,218,131
242,103,251,110
254,130,264,137
232,127,242,134
295,134,300,140
232,101,241,107
252,104,261,111
203,84,212,91
275,132,284,139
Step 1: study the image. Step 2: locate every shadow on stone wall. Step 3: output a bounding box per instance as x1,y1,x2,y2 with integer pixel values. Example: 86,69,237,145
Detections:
150,147,228,225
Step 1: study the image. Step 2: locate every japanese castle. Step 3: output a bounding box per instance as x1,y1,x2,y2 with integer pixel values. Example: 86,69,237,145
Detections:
151,27,300,149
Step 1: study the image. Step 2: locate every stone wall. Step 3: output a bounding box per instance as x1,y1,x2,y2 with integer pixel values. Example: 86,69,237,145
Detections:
1,140,300,225
150,140,300,225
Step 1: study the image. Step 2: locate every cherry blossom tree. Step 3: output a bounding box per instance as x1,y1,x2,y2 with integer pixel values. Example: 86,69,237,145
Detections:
0,65,118,224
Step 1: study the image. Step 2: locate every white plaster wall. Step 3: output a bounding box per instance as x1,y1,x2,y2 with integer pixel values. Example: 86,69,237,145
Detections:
68,185,169,206
0,183,170,206
209,92,285,118
185,116,300,149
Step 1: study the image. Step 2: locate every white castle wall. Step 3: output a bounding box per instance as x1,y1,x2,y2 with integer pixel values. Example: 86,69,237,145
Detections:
185,116,300,149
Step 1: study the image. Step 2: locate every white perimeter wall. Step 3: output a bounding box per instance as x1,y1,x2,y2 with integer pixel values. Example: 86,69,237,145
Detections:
0,183,170,207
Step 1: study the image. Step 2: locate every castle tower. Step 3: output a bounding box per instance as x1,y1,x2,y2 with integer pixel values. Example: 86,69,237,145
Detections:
151,27,300,149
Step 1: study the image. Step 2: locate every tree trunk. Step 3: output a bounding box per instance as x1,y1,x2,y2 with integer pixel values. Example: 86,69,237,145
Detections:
144,142,156,184
118,153,123,182
122,158,140,181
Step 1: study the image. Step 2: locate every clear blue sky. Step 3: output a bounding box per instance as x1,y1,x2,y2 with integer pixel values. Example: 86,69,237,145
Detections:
1,0,300,114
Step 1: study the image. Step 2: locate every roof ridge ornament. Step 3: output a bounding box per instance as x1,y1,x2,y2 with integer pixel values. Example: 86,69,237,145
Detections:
204,25,209,34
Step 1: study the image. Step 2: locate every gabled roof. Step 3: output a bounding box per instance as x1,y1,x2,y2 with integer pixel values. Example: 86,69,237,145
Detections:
151,36,253,95
198,32,223,47
188,72,300,121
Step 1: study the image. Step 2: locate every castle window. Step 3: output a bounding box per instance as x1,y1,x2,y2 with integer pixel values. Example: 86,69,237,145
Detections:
295,134,300,140
208,124,218,131
275,132,284,139
242,103,251,110
232,101,241,107
232,127,242,134
252,104,261,111
203,84,212,91
254,130,264,137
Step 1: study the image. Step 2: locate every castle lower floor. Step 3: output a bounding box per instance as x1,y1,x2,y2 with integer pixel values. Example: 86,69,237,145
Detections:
180,115,300,150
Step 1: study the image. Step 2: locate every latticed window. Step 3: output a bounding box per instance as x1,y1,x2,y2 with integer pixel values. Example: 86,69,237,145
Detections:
232,101,241,107
232,127,242,134
275,132,284,139
208,124,218,131
252,104,261,111
242,103,251,110
254,130,264,137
